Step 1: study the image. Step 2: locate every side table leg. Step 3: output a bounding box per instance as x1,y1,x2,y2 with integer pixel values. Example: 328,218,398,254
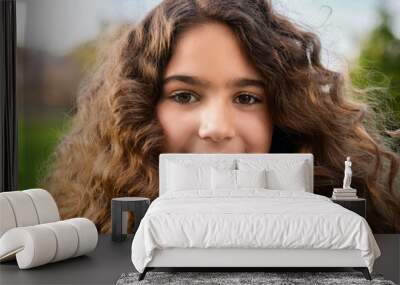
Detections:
111,201,123,242
130,201,150,236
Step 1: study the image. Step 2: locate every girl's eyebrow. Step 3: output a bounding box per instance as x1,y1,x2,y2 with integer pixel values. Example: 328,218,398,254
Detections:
163,74,265,89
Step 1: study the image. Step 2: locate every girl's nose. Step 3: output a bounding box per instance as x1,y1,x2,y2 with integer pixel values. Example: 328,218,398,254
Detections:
198,101,236,143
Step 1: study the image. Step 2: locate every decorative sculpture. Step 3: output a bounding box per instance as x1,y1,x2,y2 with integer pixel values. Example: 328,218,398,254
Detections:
343,156,353,189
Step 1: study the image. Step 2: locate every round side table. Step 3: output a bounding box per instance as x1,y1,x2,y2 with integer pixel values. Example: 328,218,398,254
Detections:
111,197,150,242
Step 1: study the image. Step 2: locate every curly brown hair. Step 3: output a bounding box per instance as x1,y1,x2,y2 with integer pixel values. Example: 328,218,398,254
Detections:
44,0,400,233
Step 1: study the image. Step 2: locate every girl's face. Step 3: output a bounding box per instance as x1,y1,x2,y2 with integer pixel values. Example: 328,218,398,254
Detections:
156,22,273,153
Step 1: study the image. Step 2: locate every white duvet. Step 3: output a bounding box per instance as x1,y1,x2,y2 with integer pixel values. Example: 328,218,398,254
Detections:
131,189,380,273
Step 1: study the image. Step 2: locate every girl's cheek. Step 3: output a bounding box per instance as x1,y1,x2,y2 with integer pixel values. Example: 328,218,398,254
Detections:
235,110,273,152
156,103,199,149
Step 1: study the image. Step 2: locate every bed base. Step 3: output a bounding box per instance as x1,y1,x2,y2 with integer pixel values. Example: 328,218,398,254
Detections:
137,248,372,281
138,267,371,281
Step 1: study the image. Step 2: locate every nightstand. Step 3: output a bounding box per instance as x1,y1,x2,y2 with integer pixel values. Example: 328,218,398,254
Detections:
111,197,150,242
331,198,366,218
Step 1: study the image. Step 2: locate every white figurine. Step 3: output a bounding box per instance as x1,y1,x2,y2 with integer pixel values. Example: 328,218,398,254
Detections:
343,156,353,189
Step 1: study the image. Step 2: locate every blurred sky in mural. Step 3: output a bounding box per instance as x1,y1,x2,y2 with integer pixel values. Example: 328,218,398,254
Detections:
16,0,400,71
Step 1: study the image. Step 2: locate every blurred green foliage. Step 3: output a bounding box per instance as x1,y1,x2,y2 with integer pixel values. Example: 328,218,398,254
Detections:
16,23,119,190
69,40,98,71
350,7,400,152
18,116,71,190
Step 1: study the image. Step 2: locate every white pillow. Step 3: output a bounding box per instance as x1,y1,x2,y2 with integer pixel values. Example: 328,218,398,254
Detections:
166,159,236,192
267,164,307,191
237,159,308,191
236,169,268,188
211,168,236,190
211,168,268,190
167,162,211,191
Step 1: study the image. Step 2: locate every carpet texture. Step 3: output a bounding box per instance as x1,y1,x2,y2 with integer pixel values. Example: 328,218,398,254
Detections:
116,271,396,285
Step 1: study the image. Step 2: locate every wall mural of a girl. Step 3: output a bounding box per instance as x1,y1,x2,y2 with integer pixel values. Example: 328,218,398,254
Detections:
44,0,400,234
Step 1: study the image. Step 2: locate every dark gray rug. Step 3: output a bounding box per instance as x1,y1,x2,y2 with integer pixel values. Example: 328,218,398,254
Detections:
116,271,396,285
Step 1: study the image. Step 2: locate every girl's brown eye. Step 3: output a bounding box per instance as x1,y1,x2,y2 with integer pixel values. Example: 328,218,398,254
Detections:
234,93,261,105
170,92,198,104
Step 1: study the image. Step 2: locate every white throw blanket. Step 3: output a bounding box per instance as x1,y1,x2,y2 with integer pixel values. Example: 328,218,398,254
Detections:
131,189,380,273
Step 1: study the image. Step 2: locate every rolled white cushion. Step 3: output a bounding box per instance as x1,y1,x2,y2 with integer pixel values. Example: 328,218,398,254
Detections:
0,226,57,269
42,221,79,262
0,196,17,237
63,218,98,257
0,191,39,227
0,218,98,269
23,189,60,223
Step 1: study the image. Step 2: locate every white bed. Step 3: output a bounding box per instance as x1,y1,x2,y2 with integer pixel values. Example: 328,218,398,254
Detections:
131,154,380,281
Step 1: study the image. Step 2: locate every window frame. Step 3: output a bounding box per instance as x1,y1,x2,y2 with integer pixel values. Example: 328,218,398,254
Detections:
0,0,17,192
